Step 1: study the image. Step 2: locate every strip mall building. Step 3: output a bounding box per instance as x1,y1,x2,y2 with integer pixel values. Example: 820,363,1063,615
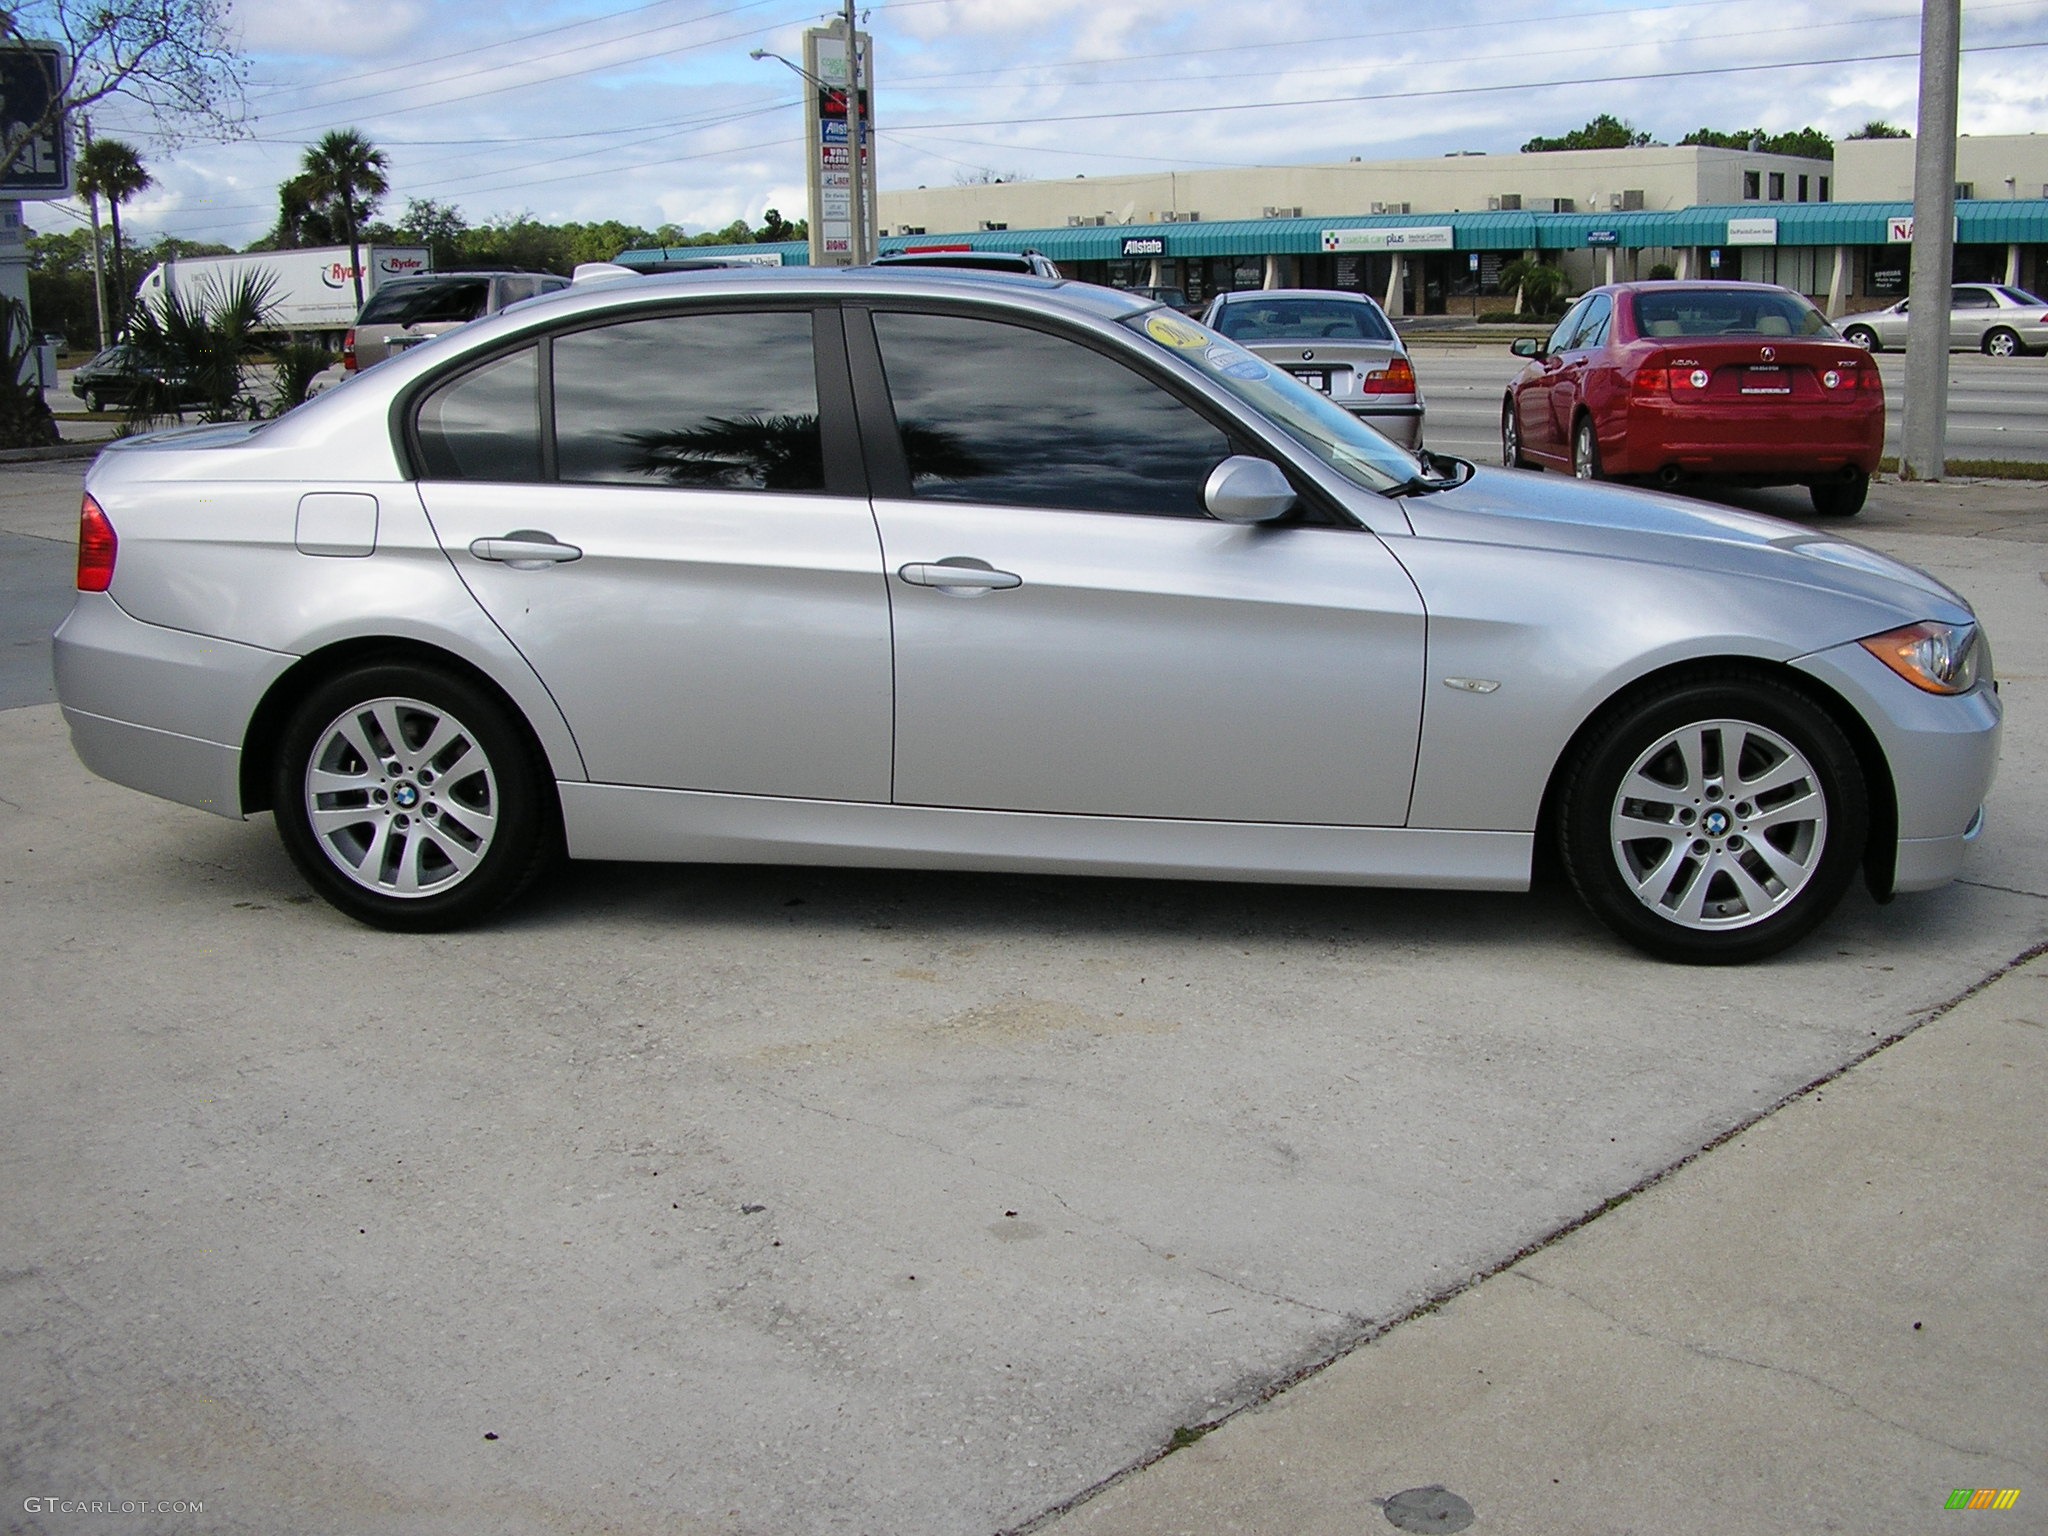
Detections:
643,133,2048,317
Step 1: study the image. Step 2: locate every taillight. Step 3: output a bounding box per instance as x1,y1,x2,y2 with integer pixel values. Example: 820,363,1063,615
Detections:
1632,366,1670,396
1858,365,1884,392
342,328,357,372
1361,356,1416,395
77,494,116,592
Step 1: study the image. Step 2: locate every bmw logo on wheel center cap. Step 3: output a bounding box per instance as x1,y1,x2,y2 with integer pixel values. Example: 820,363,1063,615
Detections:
393,783,420,808
1703,808,1730,836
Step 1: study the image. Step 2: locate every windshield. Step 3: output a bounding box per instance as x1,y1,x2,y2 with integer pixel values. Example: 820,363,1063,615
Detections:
1212,296,1396,344
1121,308,1418,493
1998,285,2046,307
1633,288,1835,339
358,278,490,325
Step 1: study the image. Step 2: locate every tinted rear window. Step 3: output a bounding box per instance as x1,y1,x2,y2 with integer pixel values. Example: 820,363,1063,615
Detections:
1213,298,1395,343
1997,286,2045,307
1632,290,1832,339
359,279,491,325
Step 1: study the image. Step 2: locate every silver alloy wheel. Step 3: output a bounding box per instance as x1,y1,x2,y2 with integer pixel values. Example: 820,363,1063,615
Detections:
1984,327,2020,358
303,696,499,898
1572,420,1597,479
1502,404,1520,467
1608,717,1828,931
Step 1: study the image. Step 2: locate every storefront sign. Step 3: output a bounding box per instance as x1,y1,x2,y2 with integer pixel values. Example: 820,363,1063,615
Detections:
1888,216,1915,243
803,25,875,267
1121,236,1167,257
1726,217,1778,246
1586,229,1620,247
1321,225,1455,252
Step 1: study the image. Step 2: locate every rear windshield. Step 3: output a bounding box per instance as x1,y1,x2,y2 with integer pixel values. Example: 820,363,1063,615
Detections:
1631,289,1833,339
1997,285,2046,307
1212,297,1396,343
358,278,491,325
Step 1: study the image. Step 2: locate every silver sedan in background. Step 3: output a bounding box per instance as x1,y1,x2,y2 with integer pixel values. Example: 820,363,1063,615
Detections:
1836,282,2048,356
1200,288,1426,446
55,267,1997,962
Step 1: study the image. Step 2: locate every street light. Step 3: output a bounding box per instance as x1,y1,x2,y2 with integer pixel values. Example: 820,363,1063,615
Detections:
750,27,869,265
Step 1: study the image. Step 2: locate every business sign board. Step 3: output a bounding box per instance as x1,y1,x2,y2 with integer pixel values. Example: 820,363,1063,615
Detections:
803,24,875,267
0,43,71,196
1886,216,1959,244
1321,225,1455,252
1586,229,1620,247
1121,236,1167,258
1726,217,1777,246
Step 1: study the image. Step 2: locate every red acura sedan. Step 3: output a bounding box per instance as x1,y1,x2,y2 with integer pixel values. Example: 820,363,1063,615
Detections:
1502,281,1885,516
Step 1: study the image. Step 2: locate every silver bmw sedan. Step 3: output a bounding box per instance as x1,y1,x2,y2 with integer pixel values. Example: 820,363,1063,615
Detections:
54,267,1999,963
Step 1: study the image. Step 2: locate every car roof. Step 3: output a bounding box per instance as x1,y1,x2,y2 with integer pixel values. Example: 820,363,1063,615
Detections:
1212,288,1385,304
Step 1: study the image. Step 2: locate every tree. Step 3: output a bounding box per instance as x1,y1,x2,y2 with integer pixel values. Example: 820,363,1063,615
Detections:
756,208,802,243
1848,121,1911,140
1678,126,1833,159
0,0,244,172
1497,256,1568,318
295,128,389,310
266,172,341,249
396,197,468,268
1521,115,1655,153
75,136,150,326
125,267,276,422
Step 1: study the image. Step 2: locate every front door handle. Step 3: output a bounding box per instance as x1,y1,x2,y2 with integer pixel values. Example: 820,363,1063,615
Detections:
897,560,1022,591
469,531,583,566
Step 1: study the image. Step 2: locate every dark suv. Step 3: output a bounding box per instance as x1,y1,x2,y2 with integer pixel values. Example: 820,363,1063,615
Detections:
345,271,569,371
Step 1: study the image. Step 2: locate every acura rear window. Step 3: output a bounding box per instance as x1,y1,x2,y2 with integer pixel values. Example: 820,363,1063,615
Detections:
1632,290,1833,339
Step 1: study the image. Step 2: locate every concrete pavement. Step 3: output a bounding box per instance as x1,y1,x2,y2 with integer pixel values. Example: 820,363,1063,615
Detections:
0,470,2041,1535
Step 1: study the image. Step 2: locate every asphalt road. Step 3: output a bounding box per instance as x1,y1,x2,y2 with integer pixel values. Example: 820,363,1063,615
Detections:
2,464,2044,1535
1414,346,2048,466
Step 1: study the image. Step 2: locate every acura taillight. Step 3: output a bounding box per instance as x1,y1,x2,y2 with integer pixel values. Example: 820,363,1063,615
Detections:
1361,356,1416,395
77,494,116,592
1632,366,1670,396
342,328,357,372
1858,365,1884,392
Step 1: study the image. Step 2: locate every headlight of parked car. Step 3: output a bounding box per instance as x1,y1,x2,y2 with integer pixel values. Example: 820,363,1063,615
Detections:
1860,620,1983,694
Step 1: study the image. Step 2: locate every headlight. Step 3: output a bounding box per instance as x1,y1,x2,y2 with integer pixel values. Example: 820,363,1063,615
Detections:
1860,621,1982,694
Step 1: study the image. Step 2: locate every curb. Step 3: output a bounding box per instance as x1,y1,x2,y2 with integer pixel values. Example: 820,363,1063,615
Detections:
0,441,106,465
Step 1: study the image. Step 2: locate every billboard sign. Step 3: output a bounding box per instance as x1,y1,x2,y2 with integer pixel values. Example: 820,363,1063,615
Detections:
804,24,875,266
0,43,70,196
1321,226,1454,252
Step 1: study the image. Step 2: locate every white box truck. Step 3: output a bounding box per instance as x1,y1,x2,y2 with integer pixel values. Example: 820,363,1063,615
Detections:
134,246,432,342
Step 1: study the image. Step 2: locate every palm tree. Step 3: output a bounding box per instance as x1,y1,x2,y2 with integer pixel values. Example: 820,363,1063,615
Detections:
76,137,151,327
297,129,389,312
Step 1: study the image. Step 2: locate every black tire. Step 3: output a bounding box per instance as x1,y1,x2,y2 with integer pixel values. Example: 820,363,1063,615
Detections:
1843,325,1879,352
1501,399,1532,468
272,663,557,931
1809,471,1869,518
1557,675,1869,964
83,388,103,413
1571,415,1603,481
1982,326,2024,358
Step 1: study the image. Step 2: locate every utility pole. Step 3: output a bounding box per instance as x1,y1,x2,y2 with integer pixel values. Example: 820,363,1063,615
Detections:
81,114,107,349
1900,0,1960,481
842,0,867,265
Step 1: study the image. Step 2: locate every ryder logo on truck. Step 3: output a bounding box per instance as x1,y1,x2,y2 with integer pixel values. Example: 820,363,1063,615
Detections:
320,263,366,289
379,255,427,275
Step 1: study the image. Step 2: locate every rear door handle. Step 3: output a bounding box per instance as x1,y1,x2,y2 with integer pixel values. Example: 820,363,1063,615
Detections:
898,561,1021,591
469,531,583,565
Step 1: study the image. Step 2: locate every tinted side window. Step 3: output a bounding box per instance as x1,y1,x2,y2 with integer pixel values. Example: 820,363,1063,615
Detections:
1952,287,1995,310
553,310,822,490
871,311,1231,517
1546,298,1589,355
415,346,541,482
1571,294,1614,350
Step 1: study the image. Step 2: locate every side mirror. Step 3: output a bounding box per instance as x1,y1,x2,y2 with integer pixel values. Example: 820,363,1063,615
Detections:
1204,455,1296,525
1511,337,1544,358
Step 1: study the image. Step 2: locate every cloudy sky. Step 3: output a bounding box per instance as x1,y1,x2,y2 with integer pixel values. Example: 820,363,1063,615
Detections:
42,0,2048,250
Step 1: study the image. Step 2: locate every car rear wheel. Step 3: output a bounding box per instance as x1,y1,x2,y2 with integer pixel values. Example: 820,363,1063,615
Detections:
1982,326,2025,358
1809,471,1869,518
1558,677,1867,963
1842,325,1879,351
1571,416,1602,480
83,388,104,413
1501,399,1530,468
273,663,556,931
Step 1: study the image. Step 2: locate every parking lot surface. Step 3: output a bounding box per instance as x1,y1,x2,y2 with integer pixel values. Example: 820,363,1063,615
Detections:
1,468,2042,1534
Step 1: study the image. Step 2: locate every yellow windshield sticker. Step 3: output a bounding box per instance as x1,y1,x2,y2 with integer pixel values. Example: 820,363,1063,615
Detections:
1145,313,1209,349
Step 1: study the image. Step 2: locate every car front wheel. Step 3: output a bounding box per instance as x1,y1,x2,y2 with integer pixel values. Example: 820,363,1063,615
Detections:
273,663,556,931
1558,677,1868,963
83,388,104,413
1501,399,1529,468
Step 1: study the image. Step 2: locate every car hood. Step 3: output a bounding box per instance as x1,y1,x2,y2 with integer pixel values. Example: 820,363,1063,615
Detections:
1397,467,1974,626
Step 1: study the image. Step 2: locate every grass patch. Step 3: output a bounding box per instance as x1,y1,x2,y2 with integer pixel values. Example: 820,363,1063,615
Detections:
1880,456,2048,480
1166,1424,1212,1453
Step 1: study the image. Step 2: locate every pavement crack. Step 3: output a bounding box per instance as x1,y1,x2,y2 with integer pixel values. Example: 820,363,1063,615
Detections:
1956,877,2048,900
1508,1270,2025,1467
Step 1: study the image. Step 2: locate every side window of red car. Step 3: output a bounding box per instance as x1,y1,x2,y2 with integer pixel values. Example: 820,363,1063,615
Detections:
1572,294,1614,351
1546,298,1590,355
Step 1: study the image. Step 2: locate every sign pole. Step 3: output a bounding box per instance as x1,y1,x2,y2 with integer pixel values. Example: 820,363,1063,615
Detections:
842,0,866,265
1900,0,1960,481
